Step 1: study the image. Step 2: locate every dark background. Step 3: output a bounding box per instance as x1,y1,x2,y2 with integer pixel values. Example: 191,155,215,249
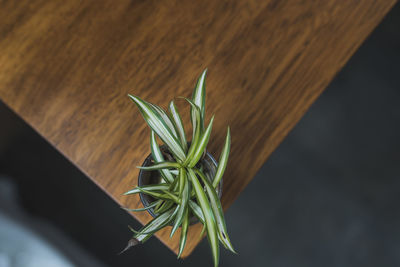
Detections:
0,3,399,267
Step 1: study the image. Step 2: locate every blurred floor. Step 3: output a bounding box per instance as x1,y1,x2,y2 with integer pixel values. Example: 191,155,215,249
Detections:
0,3,399,267
0,177,105,267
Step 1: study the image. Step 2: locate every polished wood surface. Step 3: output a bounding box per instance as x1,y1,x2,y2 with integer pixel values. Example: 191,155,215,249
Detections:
0,0,395,257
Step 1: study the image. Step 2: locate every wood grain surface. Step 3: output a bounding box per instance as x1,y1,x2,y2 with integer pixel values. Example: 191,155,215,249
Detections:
0,0,396,258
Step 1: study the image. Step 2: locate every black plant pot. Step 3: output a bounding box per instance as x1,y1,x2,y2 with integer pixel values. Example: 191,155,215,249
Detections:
138,146,223,223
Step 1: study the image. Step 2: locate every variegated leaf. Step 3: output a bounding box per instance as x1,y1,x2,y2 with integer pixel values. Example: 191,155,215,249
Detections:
150,131,174,183
212,127,231,188
192,69,207,133
196,169,236,253
188,115,214,168
128,94,186,161
188,169,219,267
169,100,187,152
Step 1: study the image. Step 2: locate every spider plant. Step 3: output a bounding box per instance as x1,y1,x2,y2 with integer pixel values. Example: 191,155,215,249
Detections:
123,69,235,266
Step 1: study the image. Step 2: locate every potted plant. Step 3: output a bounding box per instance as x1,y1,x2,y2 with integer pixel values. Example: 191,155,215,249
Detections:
122,70,235,267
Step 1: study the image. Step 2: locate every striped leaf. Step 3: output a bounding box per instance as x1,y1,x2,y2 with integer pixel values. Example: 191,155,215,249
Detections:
135,206,179,243
170,169,179,176
150,131,174,183
153,200,164,213
189,200,205,223
127,208,176,241
192,69,207,133
188,116,215,168
182,98,201,166
128,94,186,161
123,184,169,195
161,190,180,203
128,223,171,236
168,174,179,192
122,200,162,212
154,199,164,212
199,224,206,238
169,100,187,152
154,199,174,214
150,103,179,141
137,161,181,171
212,127,231,188
138,189,178,202
177,208,189,258
178,168,186,196
188,169,219,267
170,174,189,237
195,169,236,253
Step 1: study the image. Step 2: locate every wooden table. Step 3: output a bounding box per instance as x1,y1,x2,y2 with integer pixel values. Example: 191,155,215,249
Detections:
0,0,396,258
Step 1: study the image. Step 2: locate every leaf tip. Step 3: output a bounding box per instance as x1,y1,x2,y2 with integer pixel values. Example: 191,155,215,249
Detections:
127,94,137,100
210,114,215,122
118,238,140,255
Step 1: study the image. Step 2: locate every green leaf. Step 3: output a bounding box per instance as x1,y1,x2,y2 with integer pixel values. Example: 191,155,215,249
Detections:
170,172,190,237
124,184,169,195
154,199,174,214
150,131,174,183
150,103,179,141
212,127,231,188
182,98,201,166
169,100,187,152
188,115,215,168
195,169,236,253
128,223,170,236
177,208,189,258
161,190,180,203
128,225,138,234
153,199,164,213
189,200,205,223
169,174,179,192
137,161,181,171
178,168,186,196
122,200,162,212
128,94,186,161
192,69,207,133
170,169,179,176
199,224,206,238
135,206,178,243
138,189,177,202
188,169,219,267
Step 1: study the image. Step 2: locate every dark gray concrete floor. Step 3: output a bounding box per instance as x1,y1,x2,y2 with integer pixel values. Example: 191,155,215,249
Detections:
0,3,399,267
